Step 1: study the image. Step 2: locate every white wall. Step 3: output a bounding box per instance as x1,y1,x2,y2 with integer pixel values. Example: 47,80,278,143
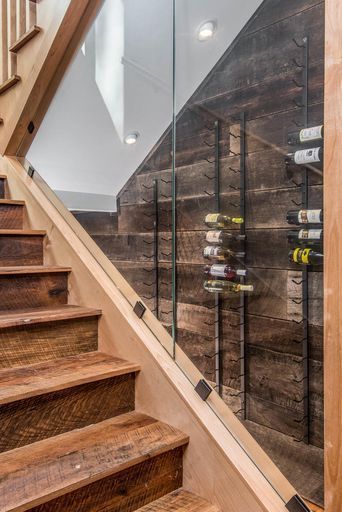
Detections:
28,0,262,211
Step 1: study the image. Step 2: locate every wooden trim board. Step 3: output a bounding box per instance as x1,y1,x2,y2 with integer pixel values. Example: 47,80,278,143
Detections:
324,1,342,511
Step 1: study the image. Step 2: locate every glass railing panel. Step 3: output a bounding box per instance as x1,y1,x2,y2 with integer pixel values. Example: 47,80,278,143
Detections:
173,0,324,508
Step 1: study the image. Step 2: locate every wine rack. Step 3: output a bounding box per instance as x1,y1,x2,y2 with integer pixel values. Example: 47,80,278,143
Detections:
288,35,310,444
201,114,247,418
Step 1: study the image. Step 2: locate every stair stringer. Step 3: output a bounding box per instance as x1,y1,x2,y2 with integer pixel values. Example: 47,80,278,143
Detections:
2,154,295,512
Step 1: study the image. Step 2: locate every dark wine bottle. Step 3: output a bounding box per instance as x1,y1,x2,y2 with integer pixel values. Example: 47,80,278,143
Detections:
204,264,247,281
206,230,245,244
285,147,323,167
204,280,253,294
203,246,245,261
289,247,323,266
286,209,323,225
287,125,324,146
287,229,323,245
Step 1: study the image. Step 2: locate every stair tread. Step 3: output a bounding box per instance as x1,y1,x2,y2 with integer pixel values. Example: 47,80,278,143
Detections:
0,199,24,205
0,175,6,180
0,265,71,275
0,304,101,329
0,351,140,406
0,411,189,512
136,490,220,511
0,229,46,235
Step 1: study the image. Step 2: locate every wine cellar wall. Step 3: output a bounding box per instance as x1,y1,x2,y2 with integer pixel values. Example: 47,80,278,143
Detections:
74,0,324,506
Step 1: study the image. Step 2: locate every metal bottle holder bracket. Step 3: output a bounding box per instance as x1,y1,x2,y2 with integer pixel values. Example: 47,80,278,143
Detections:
288,35,310,445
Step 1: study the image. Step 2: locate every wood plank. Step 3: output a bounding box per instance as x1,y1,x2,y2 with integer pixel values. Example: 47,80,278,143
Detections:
0,356,138,452
30,448,184,512
0,351,140,405
0,176,5,199
0,199,24,228
0,267,70,310
0,232,45,266
324,0,342,510
304,501,324,512
73,211,118,235
244,420,323,507
0,74,20,94
135,490,220,512
0,411,189,512
0,304,100,329
0,315,98,369
9,24,40,53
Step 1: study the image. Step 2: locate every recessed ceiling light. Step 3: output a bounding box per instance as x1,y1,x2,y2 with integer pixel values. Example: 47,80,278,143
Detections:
124,132,140,145
198,21,216,42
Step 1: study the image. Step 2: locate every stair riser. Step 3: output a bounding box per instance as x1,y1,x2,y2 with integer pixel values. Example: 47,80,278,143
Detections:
0,179,5,199
0,235,44,266
0,204,24,229
28,447,184,512
0,317,98,368
0,272,68,311
0,374,135,452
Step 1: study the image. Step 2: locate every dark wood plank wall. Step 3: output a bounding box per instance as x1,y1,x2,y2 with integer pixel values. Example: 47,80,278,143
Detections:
76,0,325,505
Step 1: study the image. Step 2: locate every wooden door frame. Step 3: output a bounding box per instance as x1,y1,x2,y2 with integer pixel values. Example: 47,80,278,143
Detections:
324,1,342,511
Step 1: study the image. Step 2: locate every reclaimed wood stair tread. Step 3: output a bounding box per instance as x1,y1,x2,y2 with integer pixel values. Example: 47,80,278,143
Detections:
0,265,71,275
0,304,101,329
0,411,189,512
136,489,220,511
0,200,24,205
0,229,46,236
0,351,140,406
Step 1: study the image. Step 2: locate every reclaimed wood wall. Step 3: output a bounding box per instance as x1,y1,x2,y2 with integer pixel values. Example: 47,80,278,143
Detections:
75,0,325,505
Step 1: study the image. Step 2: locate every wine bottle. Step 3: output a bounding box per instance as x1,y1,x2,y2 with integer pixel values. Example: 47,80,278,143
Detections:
206,230,245,244
204,213,244,228
204,280,253,294
287,125,324,146
204,264,247,281
289,247,323,266
203,246,245,261
287,229,323,245
285,147,323,167
286,209,323,225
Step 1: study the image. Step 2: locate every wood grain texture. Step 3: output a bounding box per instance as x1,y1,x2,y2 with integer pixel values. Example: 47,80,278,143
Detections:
9,25,41,53
0,199,24,228
0,351,139,405
0,316,98,368
0,412,189,512
0,267,69,310
135,489,220,512
0,232,44,265
0,304,101,330
0,177,5,198
0,373,137,452
73,211,118,235
324,0,342,510
30,448,184,512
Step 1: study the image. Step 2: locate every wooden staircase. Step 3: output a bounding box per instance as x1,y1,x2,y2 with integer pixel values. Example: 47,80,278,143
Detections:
0,174,220,512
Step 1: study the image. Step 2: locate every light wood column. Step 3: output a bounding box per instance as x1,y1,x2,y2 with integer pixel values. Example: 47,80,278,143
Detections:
324,1,342,510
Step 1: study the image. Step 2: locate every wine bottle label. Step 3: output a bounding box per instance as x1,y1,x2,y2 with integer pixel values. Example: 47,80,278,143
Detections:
205,214,220,224
236,269,247,276
209,264,226,277
298,209,322,224
298,229,322,240
293,248,311,264
299,125,323,143
206,231,222,243
294,148,321,165
239,284,254,292
203,246,221,258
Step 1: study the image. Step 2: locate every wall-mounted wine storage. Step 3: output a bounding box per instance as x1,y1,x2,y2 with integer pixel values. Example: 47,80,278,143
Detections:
76,0,325,507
